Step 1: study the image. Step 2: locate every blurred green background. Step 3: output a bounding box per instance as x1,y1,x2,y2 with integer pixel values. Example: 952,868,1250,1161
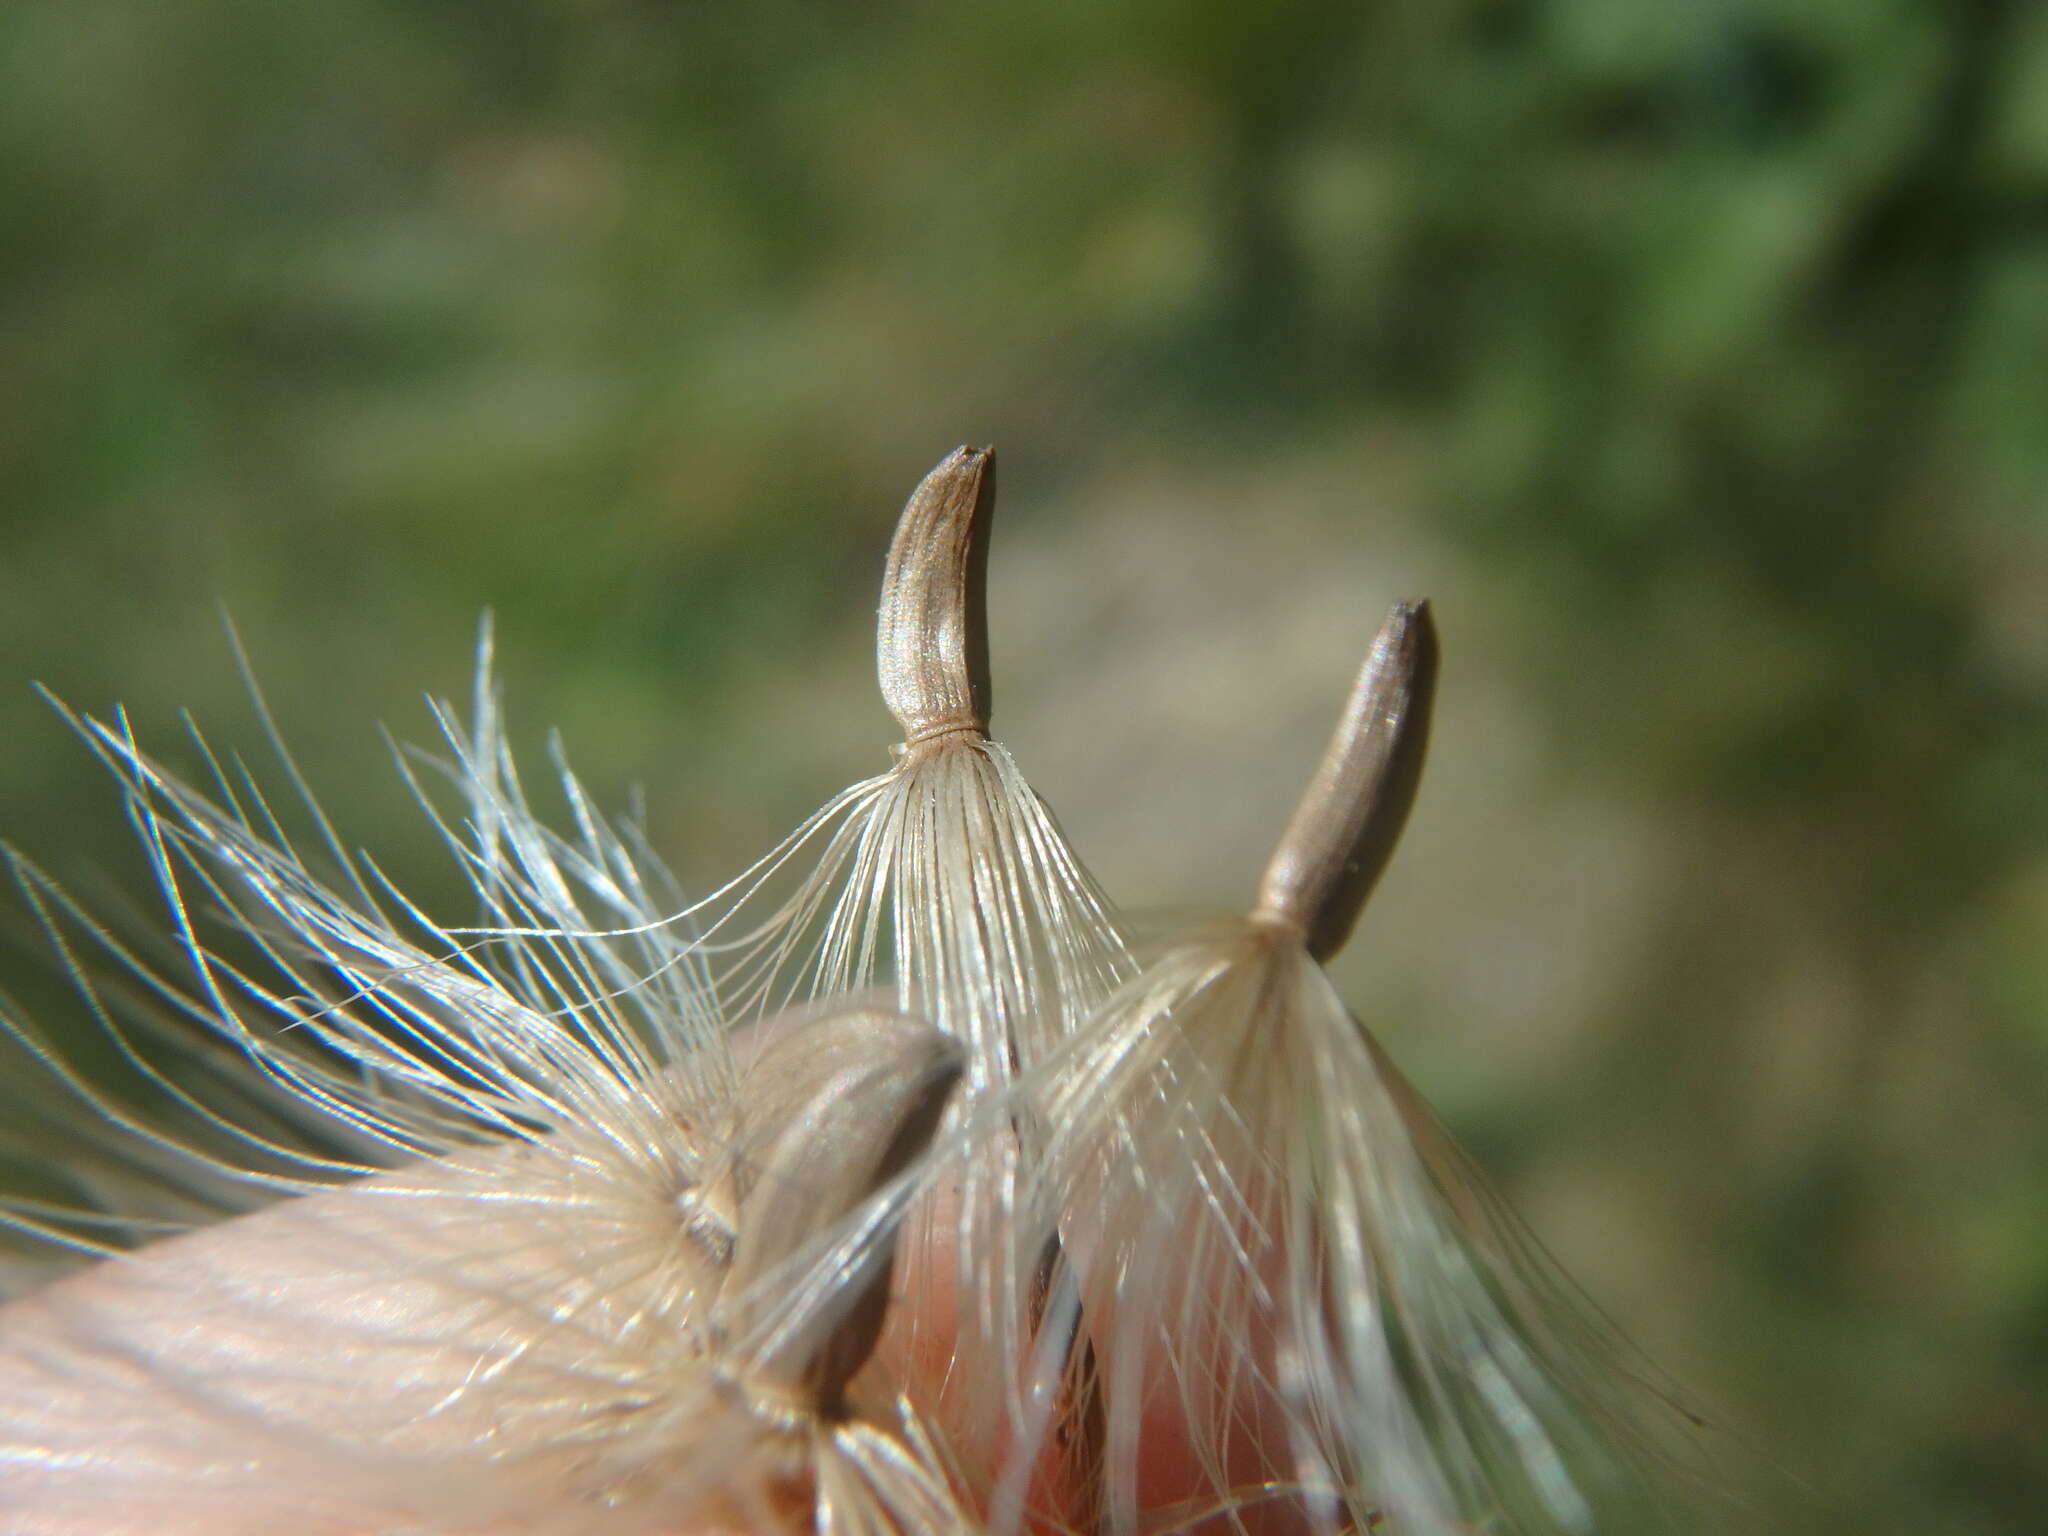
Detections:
4,3,2046,1531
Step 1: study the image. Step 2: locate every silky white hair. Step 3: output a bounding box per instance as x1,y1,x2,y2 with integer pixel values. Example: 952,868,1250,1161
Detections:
0,623,985,1534
1,450,1714,1536
1030,918,1706,1536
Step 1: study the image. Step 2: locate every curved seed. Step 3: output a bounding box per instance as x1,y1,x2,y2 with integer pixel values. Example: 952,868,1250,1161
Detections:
1251,600,1439,963
721,1008,963,1412
876,446,996,750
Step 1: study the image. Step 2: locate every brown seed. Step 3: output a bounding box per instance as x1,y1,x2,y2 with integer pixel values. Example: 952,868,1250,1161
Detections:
1249,600,1439,963
875,446,997,754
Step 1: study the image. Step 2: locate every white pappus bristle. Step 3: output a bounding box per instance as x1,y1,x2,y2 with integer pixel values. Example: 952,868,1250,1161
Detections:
0,453,1709,1536
0,622,986,1534
1028,603,1702,1536
650,449,1133,1494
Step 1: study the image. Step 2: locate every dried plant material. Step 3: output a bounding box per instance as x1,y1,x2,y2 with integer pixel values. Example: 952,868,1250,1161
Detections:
877,444,995,753
0,456,1710,1536
0,639,982,1534
1,1024,976,1534
1034,602,1697,1536
699,448,1128,1086
1249,602,1437,964
677,449,1133,1472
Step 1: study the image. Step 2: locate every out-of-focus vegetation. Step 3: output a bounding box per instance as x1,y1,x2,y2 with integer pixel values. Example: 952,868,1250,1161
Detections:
3,3,2045,1531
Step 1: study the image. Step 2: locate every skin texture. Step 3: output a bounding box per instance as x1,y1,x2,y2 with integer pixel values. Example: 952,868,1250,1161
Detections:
0,1148,1297,1536
0,1010,974,1536
872,1162,1322,1536
1,1150,723,1535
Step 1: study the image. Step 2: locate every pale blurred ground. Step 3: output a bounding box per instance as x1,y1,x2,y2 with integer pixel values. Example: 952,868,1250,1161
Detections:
4,5,2048,1533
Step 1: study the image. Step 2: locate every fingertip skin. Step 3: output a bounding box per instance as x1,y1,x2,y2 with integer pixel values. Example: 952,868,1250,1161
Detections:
0,982,966,1534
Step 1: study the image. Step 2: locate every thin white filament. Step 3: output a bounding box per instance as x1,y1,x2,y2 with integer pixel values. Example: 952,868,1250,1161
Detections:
1036,923,1698,1536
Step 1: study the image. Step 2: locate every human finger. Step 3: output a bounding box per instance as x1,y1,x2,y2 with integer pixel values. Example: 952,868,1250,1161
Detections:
0,1007,968,1535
